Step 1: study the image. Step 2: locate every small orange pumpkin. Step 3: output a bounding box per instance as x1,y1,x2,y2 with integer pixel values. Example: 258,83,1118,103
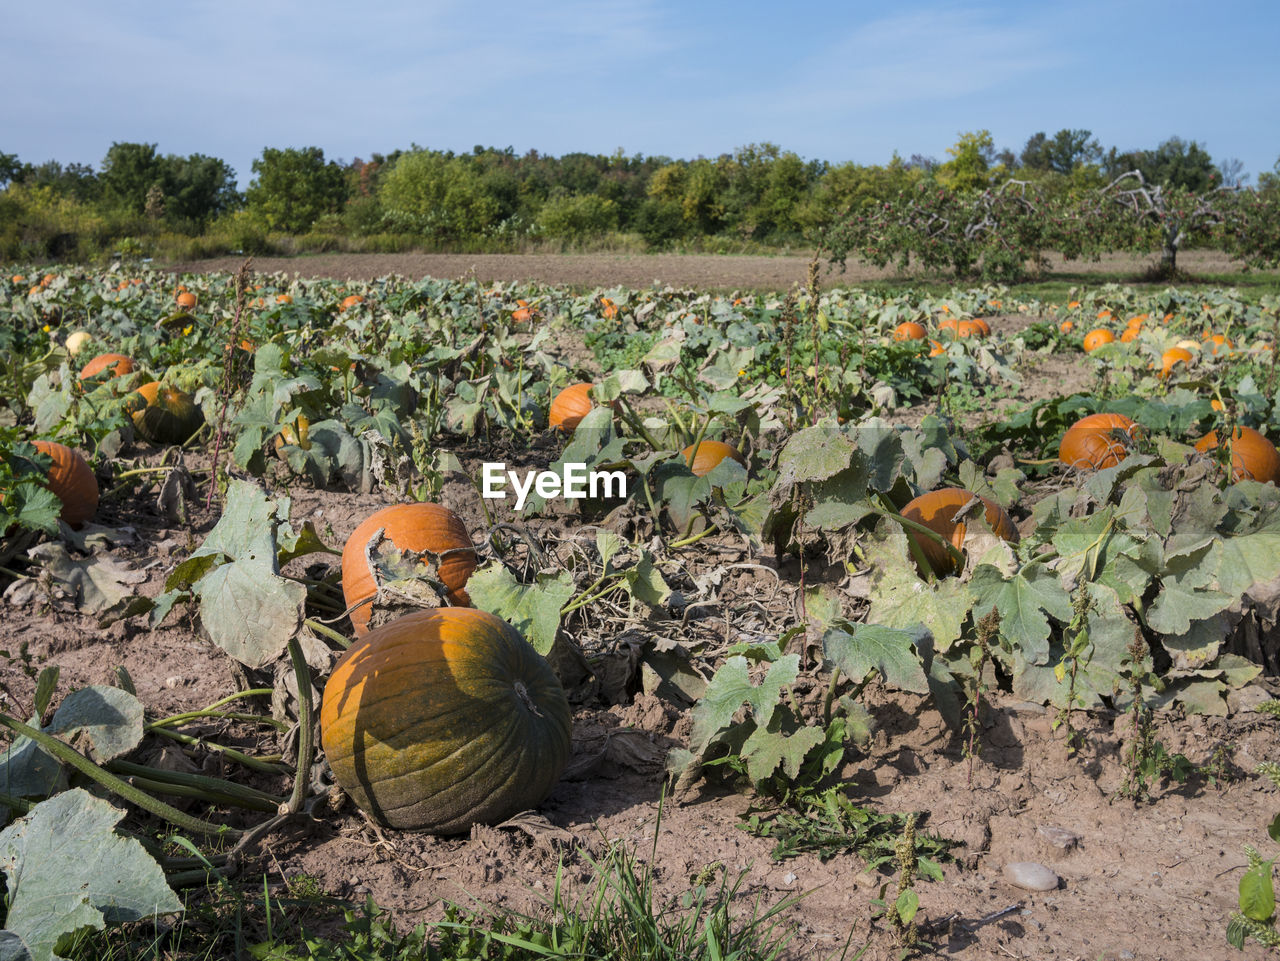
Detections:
549,383,595,432
893,321,927,342
339,294,365,312
682,440,747,478
899,487,1018,577
341,503,477,637
1159,347,1193,378
175,290,197,310
1082,329,1115,352
31,440,98,529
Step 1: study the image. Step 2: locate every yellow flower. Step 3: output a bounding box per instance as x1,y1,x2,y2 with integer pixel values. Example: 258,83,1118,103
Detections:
738,369,746,377
182,325,193,336
42,324,50,332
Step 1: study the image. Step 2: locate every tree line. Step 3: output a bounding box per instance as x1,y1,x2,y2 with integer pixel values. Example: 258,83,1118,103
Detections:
1,131,1277,276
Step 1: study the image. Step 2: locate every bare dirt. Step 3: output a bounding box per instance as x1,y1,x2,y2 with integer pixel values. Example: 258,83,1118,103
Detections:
6,440,1278,961
163,249,1259,292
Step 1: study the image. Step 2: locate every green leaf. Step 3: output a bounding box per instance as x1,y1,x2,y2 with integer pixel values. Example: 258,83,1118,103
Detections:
1240,861,1276,922
864,523,972,653
895,888,919,925
0,789,183,961
740,720,825,784
968,562,1072,666
7,484,61,536
467,564,574,656
688,655,799,754
822,622,928,694
775,427,859,485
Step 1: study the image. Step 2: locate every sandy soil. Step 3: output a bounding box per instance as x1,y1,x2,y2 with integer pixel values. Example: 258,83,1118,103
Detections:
163,249,1261,292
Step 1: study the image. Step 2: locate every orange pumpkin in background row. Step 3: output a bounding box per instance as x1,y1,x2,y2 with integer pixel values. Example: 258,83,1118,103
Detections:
1082,329,1115,352
79,353,135,380
1058,412,1140,471
1195,427,1280,485
682,439,747,477
549,383,595,432
340,503,478,637
31,440,98,529
899,487,1018,578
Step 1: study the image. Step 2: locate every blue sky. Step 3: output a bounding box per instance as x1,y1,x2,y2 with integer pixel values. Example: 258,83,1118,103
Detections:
3,0,1277,189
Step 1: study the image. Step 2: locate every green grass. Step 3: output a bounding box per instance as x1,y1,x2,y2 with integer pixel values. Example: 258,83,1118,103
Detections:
54,835,835,961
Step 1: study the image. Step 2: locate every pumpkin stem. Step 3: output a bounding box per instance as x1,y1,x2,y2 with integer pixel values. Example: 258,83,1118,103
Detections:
513,680,544,718
284,635,316,814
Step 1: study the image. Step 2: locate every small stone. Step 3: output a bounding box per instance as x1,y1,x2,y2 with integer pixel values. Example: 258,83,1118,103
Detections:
1120,951,1135,960
783,872,797,886
164,676,184,689
1003,861,1059,891
1037,825,1082,850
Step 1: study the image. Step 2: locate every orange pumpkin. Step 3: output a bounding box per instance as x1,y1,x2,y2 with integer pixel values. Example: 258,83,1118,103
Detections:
1059,320,1075,334
893,322,927,342
1159,347,1193,378
899,487,1018,577
339,294,365,312
1082,329,1115,352
970,317,991,336
175,291,197,310
319,607,571,833
31,440,98,529
938,316,960,338
341,503,477,637
275,293,293,304
1058,412,1139,470
1195,427,1280,484
682,440,747,477
956,319,984,339
549,383,595,432
78,353,135,380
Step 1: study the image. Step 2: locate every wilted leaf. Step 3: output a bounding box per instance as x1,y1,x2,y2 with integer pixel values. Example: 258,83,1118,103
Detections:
27,544,147,615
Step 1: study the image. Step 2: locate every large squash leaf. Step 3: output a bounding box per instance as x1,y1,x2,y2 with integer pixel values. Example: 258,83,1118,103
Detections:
0,790,181,961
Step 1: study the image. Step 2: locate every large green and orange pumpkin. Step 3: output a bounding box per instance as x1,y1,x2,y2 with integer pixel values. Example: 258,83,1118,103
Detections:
319,608,572,833
341,503,477,637
899,487,1018,577
125,382,204,444
32,440,98,529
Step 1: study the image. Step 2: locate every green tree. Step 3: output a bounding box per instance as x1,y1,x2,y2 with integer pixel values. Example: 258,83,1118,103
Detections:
0,151,22,187
1020,129,1101,174
99,142,164,213
936,131,996,192
377,149,502,241
536,193,617,242
162,154,240,225
245,146,348,233
1104,136,1219,191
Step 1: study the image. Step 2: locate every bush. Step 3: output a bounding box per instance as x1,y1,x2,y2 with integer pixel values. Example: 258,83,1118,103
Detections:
536,193,618,243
